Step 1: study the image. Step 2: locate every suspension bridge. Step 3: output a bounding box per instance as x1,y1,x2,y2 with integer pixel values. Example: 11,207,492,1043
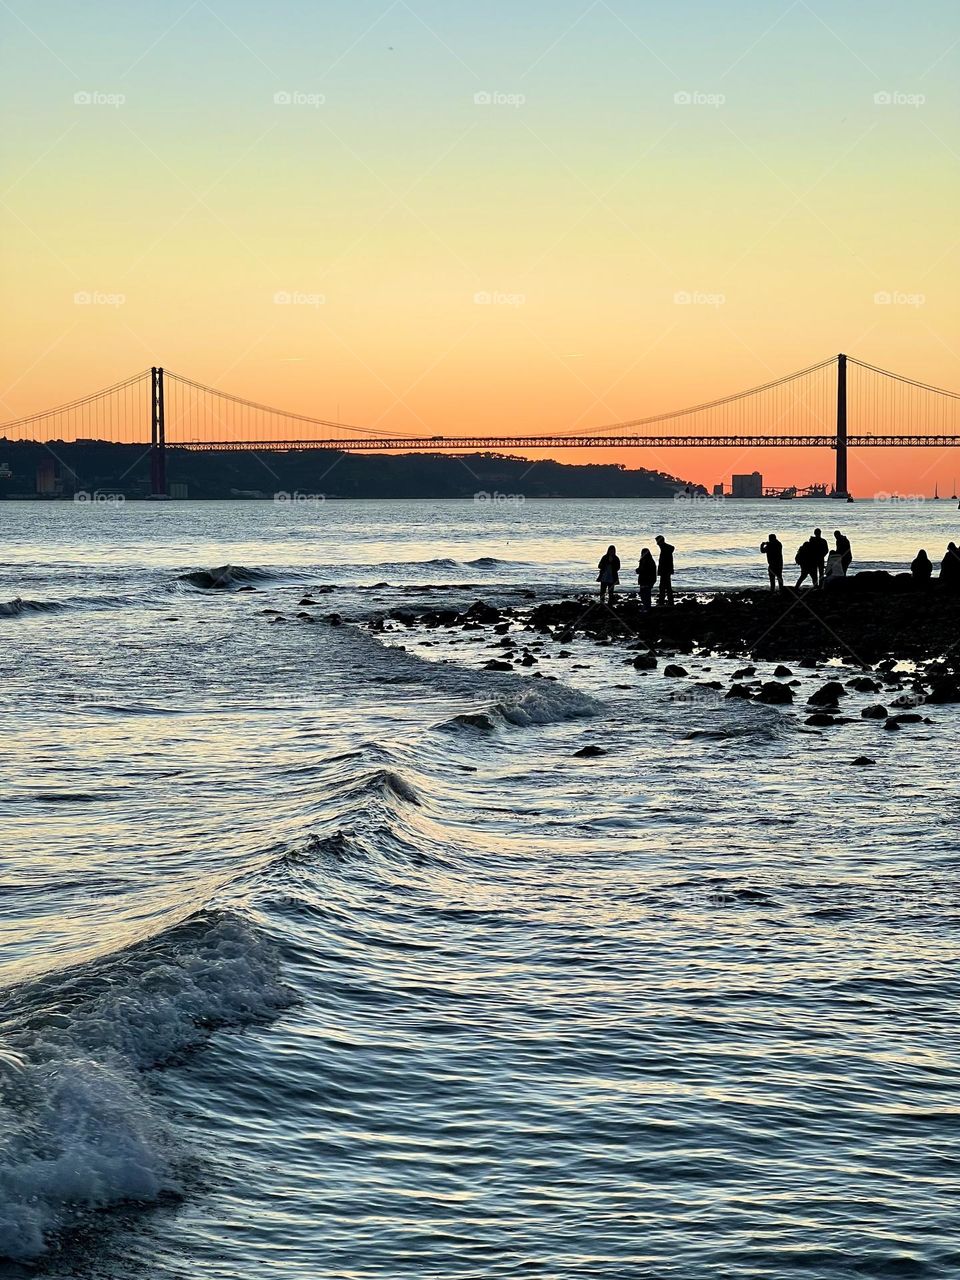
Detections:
1,354,958,497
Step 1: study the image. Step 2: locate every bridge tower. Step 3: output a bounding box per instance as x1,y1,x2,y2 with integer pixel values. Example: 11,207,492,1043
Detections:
150,366,166,497
834,352,848,497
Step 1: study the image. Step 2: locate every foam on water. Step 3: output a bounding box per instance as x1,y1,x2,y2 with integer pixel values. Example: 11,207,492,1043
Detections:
0,912,291,1262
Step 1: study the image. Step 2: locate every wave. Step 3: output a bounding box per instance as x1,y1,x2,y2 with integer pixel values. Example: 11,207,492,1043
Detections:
440,683,603,734
178,564,276,590
0,910,291,1263
0,597,65,617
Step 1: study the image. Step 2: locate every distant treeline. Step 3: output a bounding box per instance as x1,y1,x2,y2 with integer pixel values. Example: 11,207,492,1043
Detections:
0,441,698,499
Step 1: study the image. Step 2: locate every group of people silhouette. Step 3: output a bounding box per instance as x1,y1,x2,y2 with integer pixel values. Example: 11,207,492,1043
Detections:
597,536,674,609
760,527,851,590
596,531,960,605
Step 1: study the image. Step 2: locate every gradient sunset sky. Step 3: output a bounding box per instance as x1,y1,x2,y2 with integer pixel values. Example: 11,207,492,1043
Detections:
1,0,958,493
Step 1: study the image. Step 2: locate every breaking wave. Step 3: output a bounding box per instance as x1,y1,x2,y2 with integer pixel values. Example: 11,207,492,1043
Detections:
0,911,291,1263
178,565,277,590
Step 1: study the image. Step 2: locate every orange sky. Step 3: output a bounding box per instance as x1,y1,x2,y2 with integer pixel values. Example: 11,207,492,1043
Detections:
1,2,957,496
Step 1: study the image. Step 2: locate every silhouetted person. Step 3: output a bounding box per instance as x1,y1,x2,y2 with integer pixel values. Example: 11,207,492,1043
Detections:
760,534,784,591
636,547,656,611
810,527,829,586
911,549,932,581
834,529,852,574
655,535,675,605
597,544,620,604
940,542,960,587
795,539,818,588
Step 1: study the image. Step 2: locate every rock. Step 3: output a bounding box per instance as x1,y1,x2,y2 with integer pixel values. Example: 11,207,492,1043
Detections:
861,705,888,719
494,622,511,634
466,600,500,625
632,653,658,670
927,678,960,704
726,684,753,699
808,681,846,706
805,712,838,726
758,681,793,704
519,653,538,666
327,613,343,626
484,659,513,671
299,596,317,605
848,676,881,692
296,612,315,623
892,712,923,724
663,664,688,678
733,665,756,679
852,756,876,766
573,744,607,758
773,664,793,677
883,718,902,731
798,657,819,668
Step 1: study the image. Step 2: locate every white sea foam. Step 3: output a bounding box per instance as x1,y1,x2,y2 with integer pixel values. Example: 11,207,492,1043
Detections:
0,912,290,1261
493,683,603,727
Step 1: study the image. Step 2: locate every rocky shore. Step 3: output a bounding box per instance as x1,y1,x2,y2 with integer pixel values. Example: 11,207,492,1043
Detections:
372,572,960,709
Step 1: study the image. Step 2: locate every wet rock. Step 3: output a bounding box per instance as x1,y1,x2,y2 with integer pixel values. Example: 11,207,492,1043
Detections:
891,712,923,724
773,664,793,677
808,681,846,707
663,664,688,678
633,653,658,670
732,665,756,679
296,612,316,623
494,622,511,634
861,705,888,719
798,657,819,668
519,653,538,667
726,684,753,700
848,676,881,692
927,678,960,704
573,744,607,758
852,756,876,766
299,596,317,605
883,718,902,731
805,712,839,726
758,681,793,704
466,600,501,625
485,659,513,671
327,613,343,626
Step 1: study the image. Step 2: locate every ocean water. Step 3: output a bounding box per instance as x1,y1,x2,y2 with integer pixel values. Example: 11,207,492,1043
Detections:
1,497,958,1279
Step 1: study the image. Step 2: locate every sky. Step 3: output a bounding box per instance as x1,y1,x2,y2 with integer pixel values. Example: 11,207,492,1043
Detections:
1,0,958,494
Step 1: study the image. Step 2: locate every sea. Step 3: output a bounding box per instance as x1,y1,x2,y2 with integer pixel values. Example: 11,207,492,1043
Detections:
1,497,958,1279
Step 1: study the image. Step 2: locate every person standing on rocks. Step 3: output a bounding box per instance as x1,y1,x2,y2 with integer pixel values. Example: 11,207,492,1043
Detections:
597,545,621,604
940,541,960,587
760,533,784,591
635,548,657,611
794,539,818,589
655,535,675,606
911,549,933,581
834,530,853,574
810,528,829,585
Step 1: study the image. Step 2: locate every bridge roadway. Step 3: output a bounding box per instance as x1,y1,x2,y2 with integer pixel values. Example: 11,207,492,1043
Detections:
174,432,960,453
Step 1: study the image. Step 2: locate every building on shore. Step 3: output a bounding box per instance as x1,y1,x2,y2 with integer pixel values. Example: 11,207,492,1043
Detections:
731,471,763,498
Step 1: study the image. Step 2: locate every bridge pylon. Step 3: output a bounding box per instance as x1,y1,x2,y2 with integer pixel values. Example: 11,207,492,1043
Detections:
150,367,166,497
834,352,848,497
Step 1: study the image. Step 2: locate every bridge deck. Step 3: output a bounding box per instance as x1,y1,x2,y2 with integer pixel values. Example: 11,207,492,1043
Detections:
172,433,960,453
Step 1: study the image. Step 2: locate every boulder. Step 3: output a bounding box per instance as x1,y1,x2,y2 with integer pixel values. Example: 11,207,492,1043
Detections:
485,659,513,671
573,745,607,758
758,681,793,704
805,712,839,726
663,664,688,678
725,684,753,700
808,681,846,707
861,705,888,719
773,664,793,677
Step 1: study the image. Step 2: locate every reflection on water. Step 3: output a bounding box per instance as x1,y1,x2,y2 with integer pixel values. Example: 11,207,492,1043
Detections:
0,500,957,1277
